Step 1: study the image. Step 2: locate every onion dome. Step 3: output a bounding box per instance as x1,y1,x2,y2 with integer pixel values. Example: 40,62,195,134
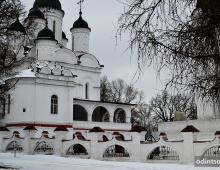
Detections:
8,18,26,34
71,12,91,30
62,31,68,40
33,0,62,11
37,22,55,40
28,7,45,19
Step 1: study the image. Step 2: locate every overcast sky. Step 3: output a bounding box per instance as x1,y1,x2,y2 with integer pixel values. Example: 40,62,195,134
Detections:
21,0,166,102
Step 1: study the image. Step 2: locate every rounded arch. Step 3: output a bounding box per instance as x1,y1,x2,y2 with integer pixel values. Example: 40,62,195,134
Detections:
114,108,126,123
79,54,100,67
5,141,23,152
103,145,130,158
66,144,88,156
73,104,88,121
92,106,110,122
202,145,220,158
34,141,54,155
147,145,180,161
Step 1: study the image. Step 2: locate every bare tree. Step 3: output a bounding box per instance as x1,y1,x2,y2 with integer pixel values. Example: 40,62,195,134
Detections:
131,103,157,131
149,90,197,122
118,0,220,114
100,76,144,104
0,0,32,97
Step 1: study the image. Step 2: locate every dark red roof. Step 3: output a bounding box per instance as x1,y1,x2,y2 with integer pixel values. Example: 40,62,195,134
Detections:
42,131,49,134
112,132,120,135
89,127,104,132
181,125,200,133
159,132,167,136
129,126,146,133
215,131,220,135
54,126,68,132
13,131,20,134
0,126,9,131
23,125,37,131
75,131,82,135
115,134,125,141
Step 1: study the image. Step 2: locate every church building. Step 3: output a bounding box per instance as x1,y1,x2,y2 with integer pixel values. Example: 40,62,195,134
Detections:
0,0,133,134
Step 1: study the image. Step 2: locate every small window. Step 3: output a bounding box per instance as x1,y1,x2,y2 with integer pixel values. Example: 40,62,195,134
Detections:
23,108,26,112
7,95,10,114
51,95,58,114
0,97,6,118
53,20,56,34
85,83,89,99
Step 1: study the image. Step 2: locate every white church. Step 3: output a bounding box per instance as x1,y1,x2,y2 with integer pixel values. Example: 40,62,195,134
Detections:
0,0,220,164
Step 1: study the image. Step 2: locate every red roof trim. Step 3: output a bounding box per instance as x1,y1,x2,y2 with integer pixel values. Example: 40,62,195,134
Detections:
181,125,200,133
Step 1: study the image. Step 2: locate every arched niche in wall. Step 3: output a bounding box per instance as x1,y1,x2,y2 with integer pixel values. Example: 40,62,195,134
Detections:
92,106,110,122
202,145,220,158
147,146,180,161
113,108,126,123
5,141,23,152
73,104,88,121
34,141,54,155
66,144,88,156
103,145,130,158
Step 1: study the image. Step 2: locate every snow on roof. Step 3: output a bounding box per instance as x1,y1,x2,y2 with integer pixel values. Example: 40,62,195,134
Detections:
15,69,36,78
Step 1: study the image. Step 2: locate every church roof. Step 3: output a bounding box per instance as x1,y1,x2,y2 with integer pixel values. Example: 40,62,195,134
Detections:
8,18,26,34
71,12,91,30
28,7,45,20
33,0,62,11
37,23,55,40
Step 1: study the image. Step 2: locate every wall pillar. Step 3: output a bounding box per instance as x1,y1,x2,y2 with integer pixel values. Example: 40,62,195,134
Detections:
130,132,141,161
54,130,68,156
23,129,37,155
181,132,194,163
110,114,114,122
88,132,99,159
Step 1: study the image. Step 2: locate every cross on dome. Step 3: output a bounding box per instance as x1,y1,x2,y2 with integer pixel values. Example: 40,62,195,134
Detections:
77,0,84,15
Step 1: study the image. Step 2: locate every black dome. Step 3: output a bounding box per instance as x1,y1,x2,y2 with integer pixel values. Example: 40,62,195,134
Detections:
62,31,68,40
28,7,45,19
71,12,91,30
8,18,26,34
33,0,62,11
37,24,55,40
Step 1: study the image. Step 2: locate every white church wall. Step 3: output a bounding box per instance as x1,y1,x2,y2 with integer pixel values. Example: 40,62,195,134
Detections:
33,79,74,124
4,79,36,124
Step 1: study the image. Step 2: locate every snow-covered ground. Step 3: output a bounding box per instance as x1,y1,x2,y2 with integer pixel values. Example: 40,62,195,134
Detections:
0,153,217,170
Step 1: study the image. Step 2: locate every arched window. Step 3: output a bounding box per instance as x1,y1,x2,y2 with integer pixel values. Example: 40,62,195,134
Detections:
147,146,179,161
66,144,88,156
73,104,88,121
34,141,54,155
103,145,130,158
51,95,58,114
6,141,23,152
113,108,126,123
92,106,110,122
85,83,89,99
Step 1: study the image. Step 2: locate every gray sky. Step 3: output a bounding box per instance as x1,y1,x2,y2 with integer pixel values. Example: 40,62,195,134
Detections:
22,0,166,102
